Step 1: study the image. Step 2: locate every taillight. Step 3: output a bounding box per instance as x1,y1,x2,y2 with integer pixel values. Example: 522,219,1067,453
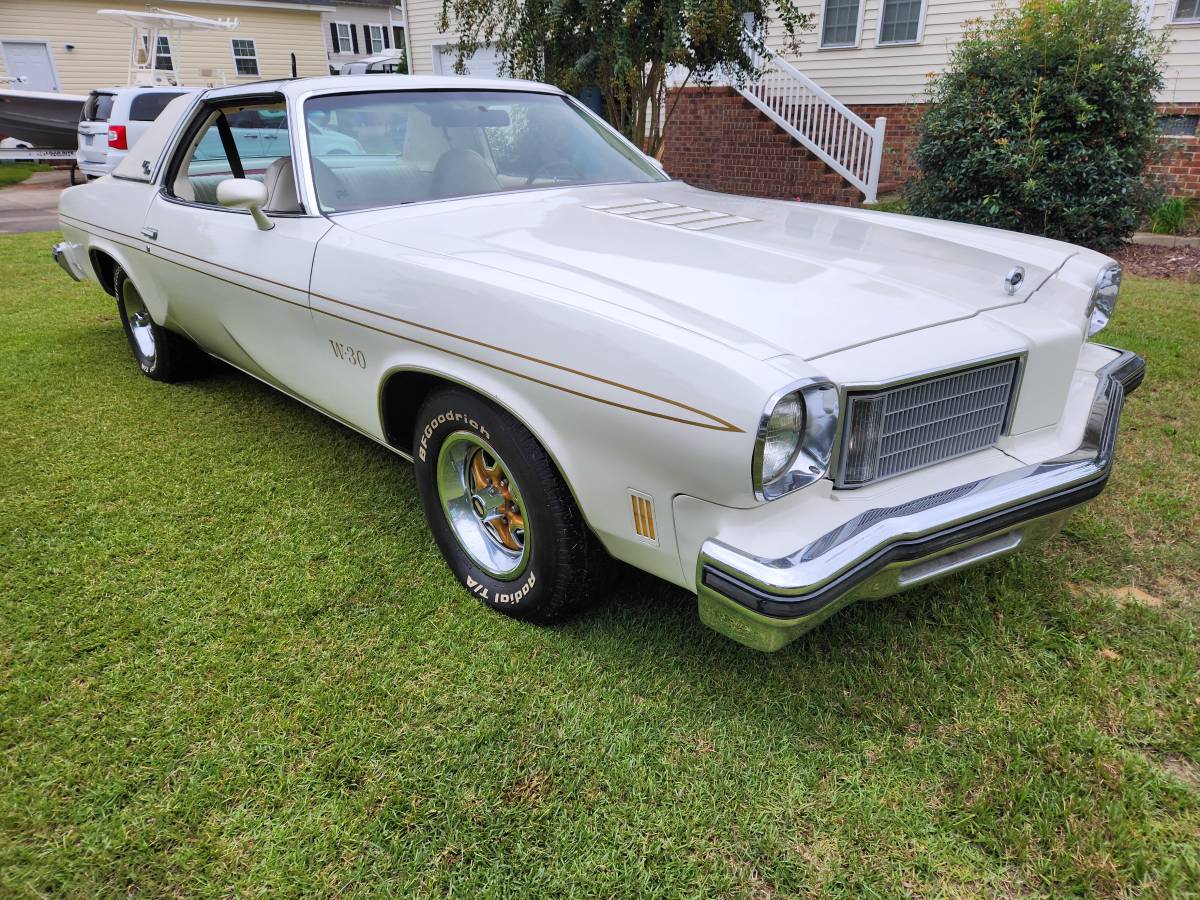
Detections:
107,125,127,150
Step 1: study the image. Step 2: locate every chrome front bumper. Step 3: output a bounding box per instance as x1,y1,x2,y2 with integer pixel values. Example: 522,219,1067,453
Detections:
52,241,84,282
697,348,1146,651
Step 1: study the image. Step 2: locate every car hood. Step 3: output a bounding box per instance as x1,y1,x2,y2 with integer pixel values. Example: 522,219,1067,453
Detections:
332,181,1079,361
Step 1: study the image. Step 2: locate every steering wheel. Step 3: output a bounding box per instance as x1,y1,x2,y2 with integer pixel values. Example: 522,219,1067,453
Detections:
525,159,580,185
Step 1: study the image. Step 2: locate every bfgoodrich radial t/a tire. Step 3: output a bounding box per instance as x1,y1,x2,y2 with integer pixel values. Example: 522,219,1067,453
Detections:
114,266,202,383
413,387,605,625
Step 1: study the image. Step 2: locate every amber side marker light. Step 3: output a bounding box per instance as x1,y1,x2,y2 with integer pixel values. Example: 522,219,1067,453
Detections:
630,491,657,544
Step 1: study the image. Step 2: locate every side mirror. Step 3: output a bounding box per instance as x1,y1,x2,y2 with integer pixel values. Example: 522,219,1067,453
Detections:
216,178,274,231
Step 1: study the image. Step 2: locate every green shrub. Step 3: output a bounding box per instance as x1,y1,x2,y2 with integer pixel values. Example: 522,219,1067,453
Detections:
1149,197,1190,234
906,0,1165,252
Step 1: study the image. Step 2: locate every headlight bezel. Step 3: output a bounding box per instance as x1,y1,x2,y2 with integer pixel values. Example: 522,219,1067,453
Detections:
1086,263,1122,337
752,378,839,501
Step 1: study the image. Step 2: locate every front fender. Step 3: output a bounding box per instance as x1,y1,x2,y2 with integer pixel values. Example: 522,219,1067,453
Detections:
310,226,803,587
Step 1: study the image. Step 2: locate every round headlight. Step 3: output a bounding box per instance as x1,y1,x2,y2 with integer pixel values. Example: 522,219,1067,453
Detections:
760,391,805,484
1087,264,1121,337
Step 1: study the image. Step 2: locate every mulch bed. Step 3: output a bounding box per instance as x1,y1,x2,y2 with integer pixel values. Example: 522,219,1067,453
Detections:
1111,243,1200,280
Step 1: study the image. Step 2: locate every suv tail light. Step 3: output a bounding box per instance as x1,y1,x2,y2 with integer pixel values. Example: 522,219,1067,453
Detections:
107,125,128,150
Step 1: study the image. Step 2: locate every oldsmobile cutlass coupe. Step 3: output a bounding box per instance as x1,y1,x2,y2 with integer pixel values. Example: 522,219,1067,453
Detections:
53,75,1144,651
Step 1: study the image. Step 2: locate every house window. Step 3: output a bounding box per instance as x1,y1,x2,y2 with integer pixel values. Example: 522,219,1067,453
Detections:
820,0,862,48
231,39,259,76
333,22,353,53
367,24,387,54
878,0,924,43
1175,0,1200,20
1159,114,1200,136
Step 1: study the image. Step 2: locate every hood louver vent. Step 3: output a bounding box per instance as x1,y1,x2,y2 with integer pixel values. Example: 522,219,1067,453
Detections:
587,199,756,231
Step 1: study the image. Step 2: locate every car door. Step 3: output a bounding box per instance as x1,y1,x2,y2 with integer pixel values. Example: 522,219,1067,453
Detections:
137,96,333,401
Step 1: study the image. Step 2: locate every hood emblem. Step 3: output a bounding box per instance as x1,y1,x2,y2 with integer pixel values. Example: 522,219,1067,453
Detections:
1004,266,1025,296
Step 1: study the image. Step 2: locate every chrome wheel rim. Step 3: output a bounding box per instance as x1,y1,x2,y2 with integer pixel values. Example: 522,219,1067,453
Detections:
436,432,529,578
122,280,156,366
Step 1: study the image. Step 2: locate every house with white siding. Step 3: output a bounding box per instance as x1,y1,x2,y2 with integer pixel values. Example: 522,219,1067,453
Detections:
400,0,1200,203
320,1,408,74
0,0,333,93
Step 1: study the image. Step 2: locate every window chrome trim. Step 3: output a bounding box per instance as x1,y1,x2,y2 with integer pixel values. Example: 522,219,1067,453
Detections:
158,92,316,217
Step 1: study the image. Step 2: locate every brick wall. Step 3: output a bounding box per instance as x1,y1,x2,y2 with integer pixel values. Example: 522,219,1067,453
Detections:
662,88,1200,205
846,102,927,190
660,86,923,205
1146,104,1200,199
661,86,864,205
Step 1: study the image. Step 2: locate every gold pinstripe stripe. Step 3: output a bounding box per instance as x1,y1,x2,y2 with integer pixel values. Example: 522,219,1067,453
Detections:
61,215,743,433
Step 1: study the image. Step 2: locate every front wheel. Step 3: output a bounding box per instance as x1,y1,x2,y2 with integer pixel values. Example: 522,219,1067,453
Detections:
413,387,605,624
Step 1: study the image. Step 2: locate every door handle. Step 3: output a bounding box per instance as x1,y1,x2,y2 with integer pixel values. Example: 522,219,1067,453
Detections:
141,227,158,241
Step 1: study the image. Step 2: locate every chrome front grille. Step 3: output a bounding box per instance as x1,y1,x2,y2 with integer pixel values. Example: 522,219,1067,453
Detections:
836,359,1020,488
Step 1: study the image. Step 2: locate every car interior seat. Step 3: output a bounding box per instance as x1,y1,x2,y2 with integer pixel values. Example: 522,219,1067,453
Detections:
262,157,302,213
430,148,501,199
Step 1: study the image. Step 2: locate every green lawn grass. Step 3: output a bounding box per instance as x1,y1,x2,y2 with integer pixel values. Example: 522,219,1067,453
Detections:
0,163,51,188
1,231,1197,896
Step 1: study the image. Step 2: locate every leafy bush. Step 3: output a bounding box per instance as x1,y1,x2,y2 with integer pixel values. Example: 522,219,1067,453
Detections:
1149,197,1190,235
907,0,1165,251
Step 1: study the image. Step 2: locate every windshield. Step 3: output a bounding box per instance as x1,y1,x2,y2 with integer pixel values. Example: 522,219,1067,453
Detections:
303,89,666,213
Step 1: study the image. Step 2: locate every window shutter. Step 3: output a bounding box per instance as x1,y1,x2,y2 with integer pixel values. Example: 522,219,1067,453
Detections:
350,25,359,54
382,27,390,49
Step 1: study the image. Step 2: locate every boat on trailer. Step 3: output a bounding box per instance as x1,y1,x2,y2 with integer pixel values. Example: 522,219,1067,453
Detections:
0,7,238,150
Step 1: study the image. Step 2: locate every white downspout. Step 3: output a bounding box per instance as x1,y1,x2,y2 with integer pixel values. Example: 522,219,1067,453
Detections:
395,3,414,74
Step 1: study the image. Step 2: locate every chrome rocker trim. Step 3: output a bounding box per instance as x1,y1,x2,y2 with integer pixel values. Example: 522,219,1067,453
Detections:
697,348,1146,652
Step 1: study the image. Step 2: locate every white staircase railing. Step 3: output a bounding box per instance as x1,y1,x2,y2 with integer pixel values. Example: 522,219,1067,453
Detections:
735,47,887,204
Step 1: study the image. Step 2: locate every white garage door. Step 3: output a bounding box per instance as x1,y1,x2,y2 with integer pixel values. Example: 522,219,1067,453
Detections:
433,44,501,79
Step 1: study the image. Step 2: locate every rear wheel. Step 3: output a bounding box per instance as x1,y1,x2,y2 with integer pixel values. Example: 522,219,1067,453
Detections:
413,387,605,624
115,266,202,382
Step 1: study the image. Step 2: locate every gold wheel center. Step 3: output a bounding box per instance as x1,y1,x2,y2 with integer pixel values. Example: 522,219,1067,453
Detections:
468,449,524,552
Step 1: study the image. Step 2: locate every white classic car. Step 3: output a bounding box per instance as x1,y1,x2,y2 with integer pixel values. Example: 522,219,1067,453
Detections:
53,75,1144,651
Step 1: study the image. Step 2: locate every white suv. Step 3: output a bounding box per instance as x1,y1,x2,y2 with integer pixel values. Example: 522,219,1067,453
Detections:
76,87,197,178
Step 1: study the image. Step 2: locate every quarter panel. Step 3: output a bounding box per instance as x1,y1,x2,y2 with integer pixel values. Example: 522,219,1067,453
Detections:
58,178,161,307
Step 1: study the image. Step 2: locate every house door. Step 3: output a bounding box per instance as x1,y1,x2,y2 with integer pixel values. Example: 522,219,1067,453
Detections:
1,42,59,91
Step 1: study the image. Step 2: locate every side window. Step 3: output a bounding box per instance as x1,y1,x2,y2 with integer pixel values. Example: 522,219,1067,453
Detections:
172,101,296,209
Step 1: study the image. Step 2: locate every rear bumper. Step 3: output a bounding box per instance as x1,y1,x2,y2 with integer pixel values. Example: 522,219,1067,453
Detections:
52,241,84,282
696,347,1145,651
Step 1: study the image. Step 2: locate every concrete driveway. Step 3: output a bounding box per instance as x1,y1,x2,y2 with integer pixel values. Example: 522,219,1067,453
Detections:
0,170,70,234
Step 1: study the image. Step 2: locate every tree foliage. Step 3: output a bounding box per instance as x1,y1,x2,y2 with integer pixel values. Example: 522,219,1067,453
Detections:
438,1,811,155
907,0,1165,251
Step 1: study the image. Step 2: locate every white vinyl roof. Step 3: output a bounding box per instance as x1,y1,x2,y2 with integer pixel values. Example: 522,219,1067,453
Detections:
200,74,563,104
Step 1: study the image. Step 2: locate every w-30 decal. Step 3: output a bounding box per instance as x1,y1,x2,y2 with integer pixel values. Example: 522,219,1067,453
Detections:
329,339,366,369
